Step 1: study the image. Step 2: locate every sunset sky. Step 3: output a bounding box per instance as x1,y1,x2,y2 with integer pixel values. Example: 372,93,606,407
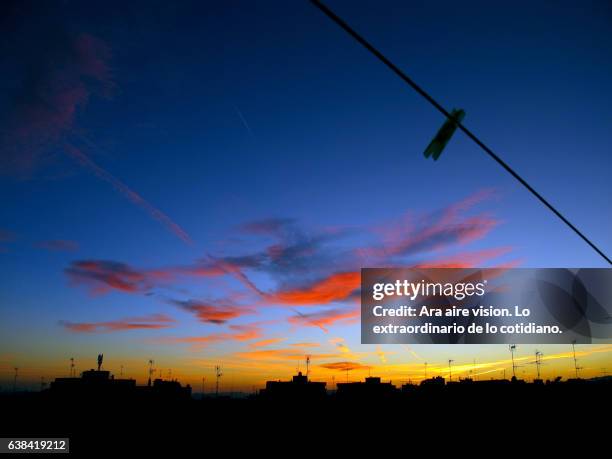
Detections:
1,0,611,392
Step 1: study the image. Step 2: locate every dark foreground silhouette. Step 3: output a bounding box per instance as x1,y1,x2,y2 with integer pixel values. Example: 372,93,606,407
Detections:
2,369,610,452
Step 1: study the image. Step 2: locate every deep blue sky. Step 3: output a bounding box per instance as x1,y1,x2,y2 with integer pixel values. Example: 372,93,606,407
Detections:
1,0,611,387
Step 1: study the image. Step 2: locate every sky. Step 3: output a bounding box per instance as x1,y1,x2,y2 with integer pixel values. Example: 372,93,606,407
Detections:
1,0,611,392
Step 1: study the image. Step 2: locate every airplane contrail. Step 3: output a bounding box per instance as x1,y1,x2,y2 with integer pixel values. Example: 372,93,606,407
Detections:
234,106,254,138
64,143,193,245
290,308,328,332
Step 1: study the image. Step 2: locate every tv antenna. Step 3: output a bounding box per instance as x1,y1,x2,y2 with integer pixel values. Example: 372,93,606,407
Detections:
509,345,517,378
571,340,582,379
535,350,543,380
148,359,155,386
215,365,223,397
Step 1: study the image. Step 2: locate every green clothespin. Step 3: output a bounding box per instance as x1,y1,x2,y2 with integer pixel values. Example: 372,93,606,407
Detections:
424,108,466,161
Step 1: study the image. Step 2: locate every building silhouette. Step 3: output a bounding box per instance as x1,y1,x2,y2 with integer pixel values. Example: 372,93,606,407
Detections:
48,365,191,400
336,376,398,399
259,372,326,400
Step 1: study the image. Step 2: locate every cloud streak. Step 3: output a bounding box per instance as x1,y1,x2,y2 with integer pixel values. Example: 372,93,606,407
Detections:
157,324,263,350
171,299,254,324
288,307,360,332
60,313,175,333
319,361,371,372
64,144,193,245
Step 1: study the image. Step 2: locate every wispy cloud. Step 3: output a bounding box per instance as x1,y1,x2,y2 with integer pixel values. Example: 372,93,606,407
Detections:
64,191,511,340
35,239,79,252
0,19,191,244
290,342,321,348
1,28,113,176
249,338,286,348
60,313,175,333
319,361,371,372
329,337,352,354
376,346,388,364
65,260,153,294
288,307,359,332
171,299,254,325
236,349,339,361
157,324,263,350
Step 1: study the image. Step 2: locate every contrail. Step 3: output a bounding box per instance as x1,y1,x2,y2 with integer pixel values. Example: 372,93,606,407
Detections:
64,143,193,245
234,106,254,138
290,308,328,332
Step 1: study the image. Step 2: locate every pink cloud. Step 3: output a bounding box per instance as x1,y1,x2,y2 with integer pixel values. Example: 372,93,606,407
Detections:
172,299,254,324
60,313,175,333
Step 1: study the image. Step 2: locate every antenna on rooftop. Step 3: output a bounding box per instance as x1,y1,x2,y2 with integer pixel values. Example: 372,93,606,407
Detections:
148,359,154,387
535,350,543,380
215,365,223,397
509,345,517,378
571,340,582,379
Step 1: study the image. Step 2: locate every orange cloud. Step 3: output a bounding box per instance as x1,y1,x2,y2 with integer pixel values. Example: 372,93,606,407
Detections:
319,361,371,372
158,324,263,349
376,346,388,364
290,342,321,348
269,272,360,306
329,337,352,354
250,338,286,348
236,349,339,361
